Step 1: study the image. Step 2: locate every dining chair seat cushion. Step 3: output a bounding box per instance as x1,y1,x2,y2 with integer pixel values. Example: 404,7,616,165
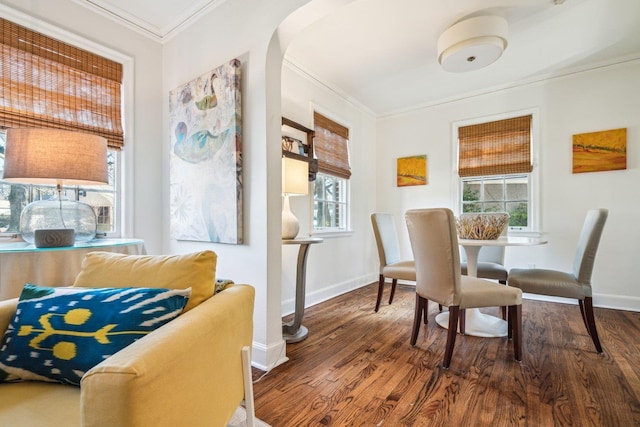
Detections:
381,261,416,281
461,262,508,281
508,268,587,299
459,276,522,309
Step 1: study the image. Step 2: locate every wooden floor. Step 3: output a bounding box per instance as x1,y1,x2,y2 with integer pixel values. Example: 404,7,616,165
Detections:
252,282,640,426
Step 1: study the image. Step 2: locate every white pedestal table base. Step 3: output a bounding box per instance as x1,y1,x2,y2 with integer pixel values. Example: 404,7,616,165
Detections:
435,308,507,338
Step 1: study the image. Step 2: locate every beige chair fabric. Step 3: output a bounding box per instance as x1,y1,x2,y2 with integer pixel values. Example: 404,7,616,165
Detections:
370,213,415,312
508,208,608,353
405,208,522,369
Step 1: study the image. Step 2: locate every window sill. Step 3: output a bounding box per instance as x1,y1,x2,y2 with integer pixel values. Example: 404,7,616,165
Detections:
507,229,544,238
309,230,353,239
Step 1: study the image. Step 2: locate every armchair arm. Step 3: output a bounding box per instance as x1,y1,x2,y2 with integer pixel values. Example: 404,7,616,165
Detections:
80,284,255,427
0,299,18,335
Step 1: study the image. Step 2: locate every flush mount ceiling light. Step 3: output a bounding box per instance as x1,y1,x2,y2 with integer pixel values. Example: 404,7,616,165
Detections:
437,15,508,73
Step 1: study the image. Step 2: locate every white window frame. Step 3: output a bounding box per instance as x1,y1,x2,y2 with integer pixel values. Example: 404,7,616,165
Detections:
1,5,133,238
451,108,541,235
461,174,531,231
312,172,350,235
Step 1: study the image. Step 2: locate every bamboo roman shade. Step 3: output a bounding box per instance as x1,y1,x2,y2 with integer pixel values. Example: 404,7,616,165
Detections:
458,115,532,177
314,112,351,179
0,17,124,150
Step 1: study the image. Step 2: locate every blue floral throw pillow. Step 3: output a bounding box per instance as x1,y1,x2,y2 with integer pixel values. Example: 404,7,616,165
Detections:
0,284,190,386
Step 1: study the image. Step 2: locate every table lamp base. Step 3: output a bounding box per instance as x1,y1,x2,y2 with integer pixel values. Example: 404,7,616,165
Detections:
34,229,75,248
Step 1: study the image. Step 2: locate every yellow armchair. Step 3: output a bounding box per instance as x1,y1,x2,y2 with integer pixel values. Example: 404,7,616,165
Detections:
0,251,255,427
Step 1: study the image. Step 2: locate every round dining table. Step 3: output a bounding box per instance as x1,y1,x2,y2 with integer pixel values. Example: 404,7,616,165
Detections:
435,235,548,337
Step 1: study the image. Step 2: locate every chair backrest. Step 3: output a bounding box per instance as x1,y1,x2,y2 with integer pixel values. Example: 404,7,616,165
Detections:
405,208,461,306
458,213,507,264
371,213,402,269
573,208,608,286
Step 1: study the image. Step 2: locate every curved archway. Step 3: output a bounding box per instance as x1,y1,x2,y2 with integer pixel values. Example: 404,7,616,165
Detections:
260,0,357,370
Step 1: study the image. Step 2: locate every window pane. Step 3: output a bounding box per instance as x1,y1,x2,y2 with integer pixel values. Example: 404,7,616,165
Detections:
505,178,527,201
484,180,504,202
462,180,481,202
313,172,348,231
462,203,480,213
483,202,503,212
313,200,322,228
0,183,26,232
325,178,336,202
506,202,528,227
461,174,529,230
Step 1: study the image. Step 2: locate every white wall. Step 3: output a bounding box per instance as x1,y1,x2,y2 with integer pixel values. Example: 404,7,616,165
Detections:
161,0,315,370
280,61,378,314
161,0,373,370
376,60,640,311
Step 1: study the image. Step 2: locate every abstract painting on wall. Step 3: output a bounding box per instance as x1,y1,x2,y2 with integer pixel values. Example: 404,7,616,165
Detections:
169,59,242,244
397,155,427,187
572,128,626,174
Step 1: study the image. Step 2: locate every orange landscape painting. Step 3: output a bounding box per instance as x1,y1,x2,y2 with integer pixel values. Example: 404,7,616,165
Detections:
572,128,626,173
397,155,427,186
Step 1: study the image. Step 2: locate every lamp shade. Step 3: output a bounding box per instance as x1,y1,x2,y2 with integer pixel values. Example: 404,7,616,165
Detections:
282,157,309,195
3,128,108,186
437,16,508,73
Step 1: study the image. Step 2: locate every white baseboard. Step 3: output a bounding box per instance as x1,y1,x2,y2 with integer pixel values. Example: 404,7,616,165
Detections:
281,276,640,316
281,273,377,316
593,292,640,312
250,338,288,372
523,292,640,312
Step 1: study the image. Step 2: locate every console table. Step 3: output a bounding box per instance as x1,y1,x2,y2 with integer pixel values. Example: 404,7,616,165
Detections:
282,237,323,343
0,238,145,300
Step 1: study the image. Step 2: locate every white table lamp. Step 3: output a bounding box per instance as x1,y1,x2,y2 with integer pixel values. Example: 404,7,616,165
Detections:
282,157,308,239
2,128,108,248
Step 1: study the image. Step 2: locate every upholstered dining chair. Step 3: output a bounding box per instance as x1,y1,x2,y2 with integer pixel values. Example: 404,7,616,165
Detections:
405,208,522,369
508,208,608,353
371,213,416,312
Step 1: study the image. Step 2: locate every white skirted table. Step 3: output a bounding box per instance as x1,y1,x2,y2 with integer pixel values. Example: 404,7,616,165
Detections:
282,237,323,343
435,235,547,337
0,238,146,301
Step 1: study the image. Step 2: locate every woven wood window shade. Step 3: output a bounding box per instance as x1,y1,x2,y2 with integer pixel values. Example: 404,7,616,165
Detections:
458,115,532,177
0,17,124,150
314,112,351,179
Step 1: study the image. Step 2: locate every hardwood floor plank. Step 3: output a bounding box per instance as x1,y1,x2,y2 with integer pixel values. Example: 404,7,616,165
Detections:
253,283,640,426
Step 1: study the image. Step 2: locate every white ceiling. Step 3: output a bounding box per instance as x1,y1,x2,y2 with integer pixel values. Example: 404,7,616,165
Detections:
77,0,640,117
75,0,222,39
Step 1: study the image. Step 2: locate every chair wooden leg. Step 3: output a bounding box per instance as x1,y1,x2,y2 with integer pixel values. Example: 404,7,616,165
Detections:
422,298,429,325
411,294,425,346
389,278,398,304
443,306,459,369
584,297,603,353
375,274,385,312
499,280,507,320
509,305,522,361
459,309,466,335
578,299,589,333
